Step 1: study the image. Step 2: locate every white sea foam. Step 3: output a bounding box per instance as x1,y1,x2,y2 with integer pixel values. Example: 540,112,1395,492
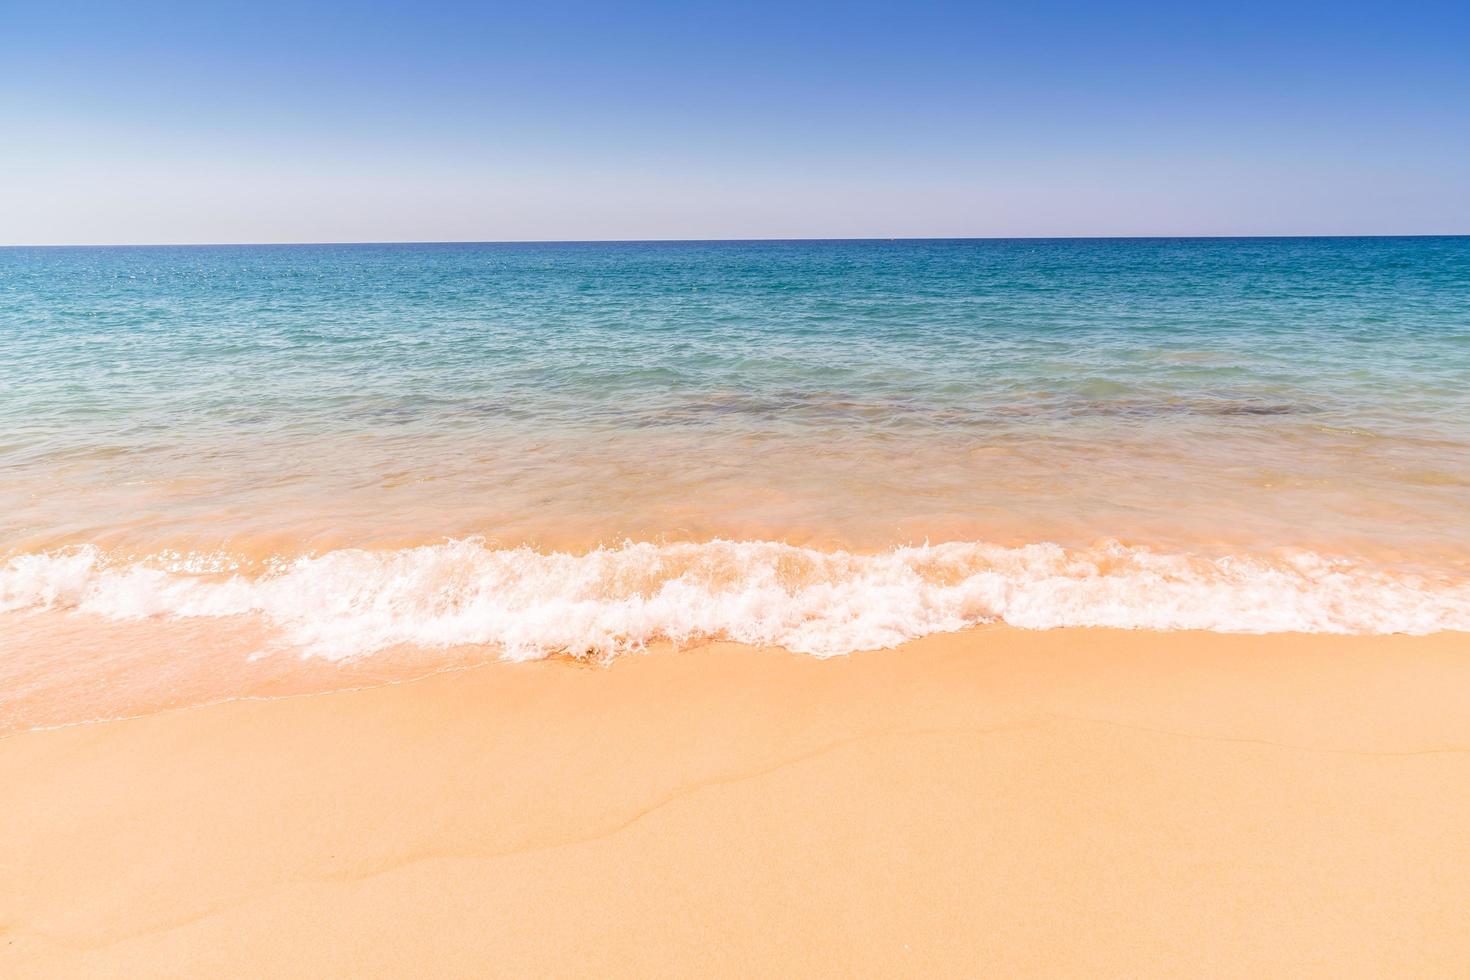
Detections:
3,539,1468,660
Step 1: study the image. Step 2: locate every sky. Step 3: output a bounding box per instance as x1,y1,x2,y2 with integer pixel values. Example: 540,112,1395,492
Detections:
3,0,1468,244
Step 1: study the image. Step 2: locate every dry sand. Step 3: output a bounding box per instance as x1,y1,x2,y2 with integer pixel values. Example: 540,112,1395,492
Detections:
4,627,1470,977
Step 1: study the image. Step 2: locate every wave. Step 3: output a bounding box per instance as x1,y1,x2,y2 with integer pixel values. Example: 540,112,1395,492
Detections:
3,539,1469,660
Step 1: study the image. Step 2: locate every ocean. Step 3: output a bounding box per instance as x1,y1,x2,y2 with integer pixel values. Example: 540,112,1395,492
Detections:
3,237,1469,730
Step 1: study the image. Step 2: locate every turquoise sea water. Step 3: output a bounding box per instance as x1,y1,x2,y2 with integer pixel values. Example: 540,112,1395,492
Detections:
5,237,1469,550
2,238,1469,729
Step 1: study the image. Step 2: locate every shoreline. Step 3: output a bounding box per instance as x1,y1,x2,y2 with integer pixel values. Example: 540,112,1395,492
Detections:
5,627,1470,976
8,534,1470,737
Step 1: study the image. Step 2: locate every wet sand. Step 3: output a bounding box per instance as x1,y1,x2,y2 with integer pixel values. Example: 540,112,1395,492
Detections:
4,627,1470,977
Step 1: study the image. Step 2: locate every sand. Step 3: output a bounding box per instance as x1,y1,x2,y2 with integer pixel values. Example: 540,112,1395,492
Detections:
4,627,1470,977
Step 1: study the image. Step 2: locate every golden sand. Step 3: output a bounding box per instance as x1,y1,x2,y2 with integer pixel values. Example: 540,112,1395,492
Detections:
4,627,1470,977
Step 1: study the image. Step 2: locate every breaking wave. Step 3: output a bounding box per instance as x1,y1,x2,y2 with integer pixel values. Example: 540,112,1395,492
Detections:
4,538,1469,660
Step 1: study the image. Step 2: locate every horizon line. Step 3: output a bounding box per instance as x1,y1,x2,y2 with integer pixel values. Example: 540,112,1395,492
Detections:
5,233,1469,249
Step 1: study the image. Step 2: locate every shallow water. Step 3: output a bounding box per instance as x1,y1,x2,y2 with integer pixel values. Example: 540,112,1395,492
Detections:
3,238,1469,731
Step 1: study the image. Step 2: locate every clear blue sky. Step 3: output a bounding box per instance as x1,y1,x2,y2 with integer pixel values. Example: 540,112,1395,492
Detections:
4,0,1468,243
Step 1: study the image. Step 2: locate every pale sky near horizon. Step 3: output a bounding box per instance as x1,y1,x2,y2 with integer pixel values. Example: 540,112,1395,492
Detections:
4,0,1469,245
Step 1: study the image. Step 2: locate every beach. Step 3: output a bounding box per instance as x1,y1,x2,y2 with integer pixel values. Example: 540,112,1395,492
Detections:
8,0,1470,968
4,239,1470,975
6,626,1470,977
